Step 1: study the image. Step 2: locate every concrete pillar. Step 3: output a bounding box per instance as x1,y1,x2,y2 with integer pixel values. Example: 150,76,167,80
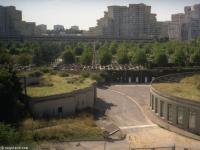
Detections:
163,103,169,121
196,110,200,134
172,104,177,125
183,108,189,129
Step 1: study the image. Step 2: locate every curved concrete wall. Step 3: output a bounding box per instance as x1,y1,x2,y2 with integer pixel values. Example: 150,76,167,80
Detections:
30,84,96,118
150,73,200,135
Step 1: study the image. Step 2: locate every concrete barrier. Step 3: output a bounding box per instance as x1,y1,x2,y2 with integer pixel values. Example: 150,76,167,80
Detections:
150,72,200,136
29,84,96,118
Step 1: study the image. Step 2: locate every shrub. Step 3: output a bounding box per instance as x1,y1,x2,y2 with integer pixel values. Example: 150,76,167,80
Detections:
59,72,69,77
90,73,105,85
0,123,19,145
28,71,43,78
39,67,50,73
81,72,90,78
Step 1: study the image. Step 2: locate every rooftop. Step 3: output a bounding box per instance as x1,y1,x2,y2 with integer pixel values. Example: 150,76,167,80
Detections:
27,74,94,98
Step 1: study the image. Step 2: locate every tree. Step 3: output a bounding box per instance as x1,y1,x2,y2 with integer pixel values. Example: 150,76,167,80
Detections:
74,47,84,56
0,53,12,64
0,68,25,122
153,50,168,66
132,50,147,66
109,41,118,55
190,50,200,64
98,47,112,65
172,48,186,66
62,50,75,64
0,123,19,145
80,49,93,65
116,45,129,64
17,54,32,66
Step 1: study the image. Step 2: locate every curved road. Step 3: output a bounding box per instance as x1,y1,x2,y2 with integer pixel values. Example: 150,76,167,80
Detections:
96,85,200,148
97,85,154,129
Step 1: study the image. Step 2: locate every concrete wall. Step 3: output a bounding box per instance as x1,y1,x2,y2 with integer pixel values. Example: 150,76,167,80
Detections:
150,73,200,135
105,68,200,84
29,85,96,118
20,76,40,87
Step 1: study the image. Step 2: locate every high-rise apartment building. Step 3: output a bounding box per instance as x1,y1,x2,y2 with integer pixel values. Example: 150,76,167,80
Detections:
54,25,65,31
0,5,36,36
169,4,200,40
36,24,47,34
88,4,165,39
0,6,22,36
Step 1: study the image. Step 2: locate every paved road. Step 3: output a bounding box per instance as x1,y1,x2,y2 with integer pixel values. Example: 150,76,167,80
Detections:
96,86,153,129
41,85,200,149
96,85,200,149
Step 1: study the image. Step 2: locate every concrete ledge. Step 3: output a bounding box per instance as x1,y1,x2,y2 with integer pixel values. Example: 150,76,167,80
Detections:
149,72,200,138
145,106,200,141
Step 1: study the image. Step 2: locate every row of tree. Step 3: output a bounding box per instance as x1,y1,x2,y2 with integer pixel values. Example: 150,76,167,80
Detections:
1,37,200,67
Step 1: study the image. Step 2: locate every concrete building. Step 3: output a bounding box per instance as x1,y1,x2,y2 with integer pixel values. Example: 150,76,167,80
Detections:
0,5,36,36
169,4,200,40
70,25,79,31
36,24,47,34
54,25,65,31
30,85,97,118
0,6,22,36
88,4,167,39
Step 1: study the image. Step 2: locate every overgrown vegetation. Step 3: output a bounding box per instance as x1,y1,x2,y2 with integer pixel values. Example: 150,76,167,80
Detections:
153,74,200,101
19,113,103,142
26,73,95,97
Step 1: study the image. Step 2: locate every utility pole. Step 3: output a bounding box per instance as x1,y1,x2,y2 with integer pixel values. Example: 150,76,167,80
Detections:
92,40,96,67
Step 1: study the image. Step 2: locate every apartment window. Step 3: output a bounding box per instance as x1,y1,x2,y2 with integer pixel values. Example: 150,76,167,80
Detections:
177,107,184,125
58,107,63,114
160,101,164,117
167,104,173,122
155,98,158,113
189,111,196,130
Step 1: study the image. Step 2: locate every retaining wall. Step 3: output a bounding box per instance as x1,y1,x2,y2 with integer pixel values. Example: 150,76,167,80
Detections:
150,73,200,135
29,84,96,118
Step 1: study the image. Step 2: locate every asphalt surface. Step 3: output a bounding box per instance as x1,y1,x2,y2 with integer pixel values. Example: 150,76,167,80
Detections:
40,85,200,149
96,86,153,128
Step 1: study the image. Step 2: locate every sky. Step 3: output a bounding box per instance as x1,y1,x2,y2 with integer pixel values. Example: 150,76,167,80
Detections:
0,0,200,30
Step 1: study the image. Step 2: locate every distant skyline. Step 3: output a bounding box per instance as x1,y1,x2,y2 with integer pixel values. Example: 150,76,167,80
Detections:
0,0,200,30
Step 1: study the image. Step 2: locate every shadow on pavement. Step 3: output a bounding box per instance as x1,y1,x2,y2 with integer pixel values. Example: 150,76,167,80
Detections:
94,97,116,119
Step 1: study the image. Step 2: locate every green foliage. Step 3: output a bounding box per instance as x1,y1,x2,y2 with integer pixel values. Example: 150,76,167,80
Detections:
190,50,200,64
153,50,168,66
0,68,26,122
81,72,90,78
90,73,105,85
0,123,19,145
62,50,75,64
0,53,12,64
116,45,129,64
80,49,93,65
17,54,32,66
132,50,147,66
172,48,187,66
98,47,112,65
74,47,84,56
109,41,118,55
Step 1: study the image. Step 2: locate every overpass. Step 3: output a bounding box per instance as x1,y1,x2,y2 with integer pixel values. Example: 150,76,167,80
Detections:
0,35,154,42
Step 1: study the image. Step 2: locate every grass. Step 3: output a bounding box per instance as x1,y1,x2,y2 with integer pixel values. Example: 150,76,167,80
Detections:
27,74,95,97
152,74,200,102
19,113,103,142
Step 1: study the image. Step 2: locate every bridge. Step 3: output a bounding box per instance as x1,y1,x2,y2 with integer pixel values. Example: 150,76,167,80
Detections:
0,35,154,42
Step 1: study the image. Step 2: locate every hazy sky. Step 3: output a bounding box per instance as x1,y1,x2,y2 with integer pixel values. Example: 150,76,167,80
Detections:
0,0,200,30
